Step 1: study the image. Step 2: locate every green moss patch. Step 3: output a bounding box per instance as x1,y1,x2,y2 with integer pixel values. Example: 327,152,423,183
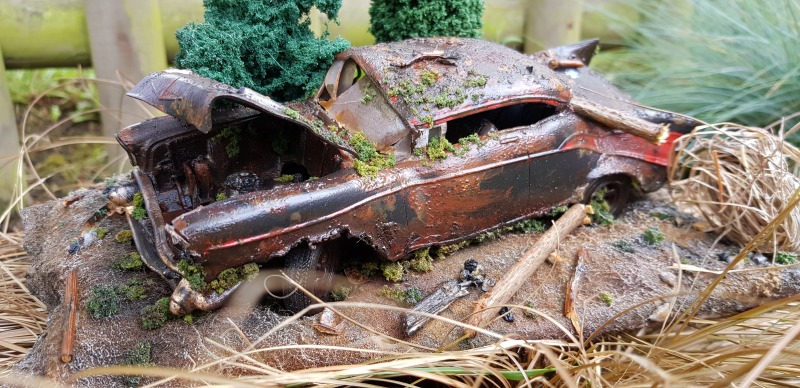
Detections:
330,285,351,301
122,342,152,387
213,127,242,158
613,240,635,253
642,227,666,245
177,260,206,291
112,252,144,271
349,132,396,178
141,297,172,330
381,261,404,282
208,263,259,294
380,285,422,305
93,227,109,240
86,285,121,318
115,230,133,243
775,251,798,265
131,193,147,221
599,291,614,306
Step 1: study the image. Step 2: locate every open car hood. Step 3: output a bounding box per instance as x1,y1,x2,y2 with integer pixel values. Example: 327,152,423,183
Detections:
127,70,352,150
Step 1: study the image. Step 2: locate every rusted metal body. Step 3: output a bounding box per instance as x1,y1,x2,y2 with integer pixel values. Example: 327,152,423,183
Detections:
116,38,699,314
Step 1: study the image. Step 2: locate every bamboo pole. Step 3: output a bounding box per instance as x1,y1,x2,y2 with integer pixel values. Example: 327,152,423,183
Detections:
571,96,670,144
465,204,590,338
60,270,78,363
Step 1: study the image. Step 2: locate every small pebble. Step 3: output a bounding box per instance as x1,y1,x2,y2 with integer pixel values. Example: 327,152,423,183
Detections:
749,252,768,265
659,271,677,287
67,241,80,255
499,306,514,322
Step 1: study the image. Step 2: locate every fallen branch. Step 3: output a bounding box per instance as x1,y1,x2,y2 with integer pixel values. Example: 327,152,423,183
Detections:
464,204,591,338
571,96,669,144
564,247,590,334
61,270,78,363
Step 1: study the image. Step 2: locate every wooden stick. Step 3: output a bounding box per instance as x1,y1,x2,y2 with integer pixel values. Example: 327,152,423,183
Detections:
564,247,589,334
60,270,78,363
571,96,669,145
465,204,590,338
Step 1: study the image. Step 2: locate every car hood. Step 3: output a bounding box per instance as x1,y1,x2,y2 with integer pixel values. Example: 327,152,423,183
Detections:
127,70,353,151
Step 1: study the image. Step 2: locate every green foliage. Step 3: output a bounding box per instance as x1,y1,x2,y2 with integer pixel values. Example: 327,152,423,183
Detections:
349,132,396,178
408,248,435,272
6,68,100,123
599,291,614,306
437,241,471,256
215,192,228,201
359,261,380,277
275,174,296,183
642,227,666,245
548,205,569,217
86,285,120,318
123,342,152,387
380,285,422,305
381,261,405,282
426,137,456,160
175,0,350,102
93,227,109,240
113,252,144,270
595,0,800,143
464,71,488,88
131,193,147,221
613,240,635,253
115,230,133,244
590,190,615,226
330,285,351,301
141,297,172,330
208,263,259,294
651,211,676,221
177,260,206,291
118,280,147,301
420,69,439,86
213,127,242,158
360,83,377,104
523,301,537,318
515,219,546,233
775,252,798,265
369,0,484,43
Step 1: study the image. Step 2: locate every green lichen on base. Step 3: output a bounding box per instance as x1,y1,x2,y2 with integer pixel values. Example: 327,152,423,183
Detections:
407,248,435,272
599,291,614,306
177,260,206,291
93,227,109,240
642,227,666,245
380,285,422,305
213,127,242,158
613,240,635,253
590,188,615,226
274,174,295,183
115,230,133,243
330,285,351,301
112,252,144,270
175,0,350,102
208,263,259,294
381,261,404,282
426,136,456,160
141,297,172,330
122,342,152,387
86,285,121,318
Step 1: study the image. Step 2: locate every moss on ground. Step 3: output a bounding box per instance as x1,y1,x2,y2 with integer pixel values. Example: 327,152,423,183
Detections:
112,252,144,270
380,285,422,305
175,0,350,102
131,193,147,221
141,297,172,330
115,230,133,243
86,285,120,318
642,227,666,245
208,263,259,294
122,342,152,387
177,260,206,291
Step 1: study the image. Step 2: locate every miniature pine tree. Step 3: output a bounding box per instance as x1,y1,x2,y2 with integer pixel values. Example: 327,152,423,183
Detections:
369,0,484,43
175,0,350,102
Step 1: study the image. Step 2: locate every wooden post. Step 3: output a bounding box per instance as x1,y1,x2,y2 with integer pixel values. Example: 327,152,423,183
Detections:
86,0,167,159
465,204,590,338
523,0,584,54
0,43,19,209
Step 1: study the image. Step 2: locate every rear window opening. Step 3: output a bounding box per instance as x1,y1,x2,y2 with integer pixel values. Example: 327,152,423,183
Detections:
445,102,558,144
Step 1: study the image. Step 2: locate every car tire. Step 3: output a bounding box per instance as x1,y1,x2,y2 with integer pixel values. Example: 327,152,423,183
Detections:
585,175,632,217
283,240,341,315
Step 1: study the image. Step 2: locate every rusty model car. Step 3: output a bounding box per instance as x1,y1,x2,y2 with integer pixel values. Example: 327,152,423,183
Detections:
113,38,697,315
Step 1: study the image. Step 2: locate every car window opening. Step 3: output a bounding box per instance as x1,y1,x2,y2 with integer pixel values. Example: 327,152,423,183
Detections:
444,102,558,144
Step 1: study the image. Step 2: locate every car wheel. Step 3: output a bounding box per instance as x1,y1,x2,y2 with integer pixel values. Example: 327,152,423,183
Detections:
585,175,632,217
283,240,341,314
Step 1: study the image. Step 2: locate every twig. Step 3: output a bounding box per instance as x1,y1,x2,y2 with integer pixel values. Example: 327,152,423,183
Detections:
564,247,589,334
571,96,669,144
465,204,589,337
61,270,78,363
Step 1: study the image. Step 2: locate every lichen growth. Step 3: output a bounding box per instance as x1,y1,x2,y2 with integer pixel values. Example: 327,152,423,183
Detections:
420,69,438,86
464,71,488,88
349,132,395,178
141,297,172,330
215,192,228,201
93,227,109,240
360,83,376,104
122,342,152,387
408,248,434,272
613,240,635,253
208,263,259,294
426,136,456,160
175,0,350,102
548,205,569,217
118,280,147,301
112,252,144,270
380,285,422,305
213,127,242,158
368,0,484,43
590,188,615,226
515,218,546,233
177,260,206,291
115,230,133,243
131,192,147,221
642,227,666,245
523,301,537,318
381,261,404,282
275,174,296,183
330,285,351,301
599,291,614,306
86,285,120,318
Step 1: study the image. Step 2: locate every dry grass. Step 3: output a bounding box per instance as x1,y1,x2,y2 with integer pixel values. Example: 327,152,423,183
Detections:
669,119,800,253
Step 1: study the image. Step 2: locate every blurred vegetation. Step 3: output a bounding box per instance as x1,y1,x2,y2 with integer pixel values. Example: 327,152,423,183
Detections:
594,0,800,144
368,0,484,43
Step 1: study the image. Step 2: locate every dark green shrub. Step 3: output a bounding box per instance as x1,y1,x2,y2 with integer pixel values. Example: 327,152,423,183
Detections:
369,0,484,43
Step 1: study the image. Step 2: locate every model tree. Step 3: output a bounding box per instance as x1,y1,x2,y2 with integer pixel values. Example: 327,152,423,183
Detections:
175,0,350,102
369,0,484,43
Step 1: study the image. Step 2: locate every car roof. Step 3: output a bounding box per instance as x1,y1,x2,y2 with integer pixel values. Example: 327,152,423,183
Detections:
342,37,573,128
